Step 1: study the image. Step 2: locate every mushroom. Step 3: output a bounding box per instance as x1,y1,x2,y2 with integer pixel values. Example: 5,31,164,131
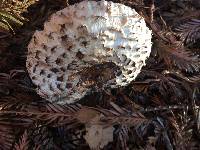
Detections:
26,0,152,104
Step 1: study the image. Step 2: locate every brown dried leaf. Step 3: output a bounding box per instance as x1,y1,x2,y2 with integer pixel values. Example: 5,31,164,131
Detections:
75,107,101,124
84,124,114,150
145,143,156,150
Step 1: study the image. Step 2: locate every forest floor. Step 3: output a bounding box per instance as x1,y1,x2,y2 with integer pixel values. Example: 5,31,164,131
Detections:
0,0,200,149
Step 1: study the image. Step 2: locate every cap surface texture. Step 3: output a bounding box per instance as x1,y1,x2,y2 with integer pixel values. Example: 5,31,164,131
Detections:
26,0,152,104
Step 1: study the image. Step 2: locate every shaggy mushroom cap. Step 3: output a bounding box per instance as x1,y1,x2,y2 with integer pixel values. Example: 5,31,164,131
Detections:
26,0,152,104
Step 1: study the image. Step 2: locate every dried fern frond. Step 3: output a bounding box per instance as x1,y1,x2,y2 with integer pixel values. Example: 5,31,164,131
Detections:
0,125,15,150
138,70,186,98
175,19,200,46
29,126,55,149
0,0,38,17
153,117,173,150
171,113,199,149
0,10,23,32
0,101,148,127
0,0,38,32
0,101,151,149
115,125,129,150
154,40,200,72
1,0,38,18
14,130,29,150
54,125,86,149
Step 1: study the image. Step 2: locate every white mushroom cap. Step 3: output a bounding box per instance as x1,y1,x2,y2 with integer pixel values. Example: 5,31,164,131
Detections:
26,0,152,104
